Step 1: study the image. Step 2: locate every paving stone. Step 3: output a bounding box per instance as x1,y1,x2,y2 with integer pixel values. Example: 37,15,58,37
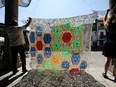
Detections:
14,70,105,87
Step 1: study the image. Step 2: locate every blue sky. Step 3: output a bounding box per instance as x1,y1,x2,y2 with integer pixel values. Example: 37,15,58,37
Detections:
0,0,109,25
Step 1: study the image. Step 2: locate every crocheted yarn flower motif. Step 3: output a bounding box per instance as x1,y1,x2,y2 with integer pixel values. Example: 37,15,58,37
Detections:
44,47,51,58
80,60,87,69
43,33,51,44
70,68,79,73
37,67,45,71
62,32,72,43
30,47,36,57
61,61,70,69
36,40,44,51
37,53,43,64
51,54,61,65
30,32,35,43
44,61,51,69
71,38,82,49
61,46,71,59
52,67,60,71
74,24,83,35
64,19,72,29
51,40,61,51
52,26,62,37
71,53,80,65
36,26,43,36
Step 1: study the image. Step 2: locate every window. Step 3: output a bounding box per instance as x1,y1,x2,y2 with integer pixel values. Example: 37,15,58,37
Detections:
100,23,104,27
100,32,104,39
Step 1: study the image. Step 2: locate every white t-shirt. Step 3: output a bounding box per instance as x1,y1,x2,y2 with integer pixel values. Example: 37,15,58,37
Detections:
6,26,26,46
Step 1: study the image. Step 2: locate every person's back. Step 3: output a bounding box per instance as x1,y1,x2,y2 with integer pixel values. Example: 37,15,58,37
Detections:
7,26,25,46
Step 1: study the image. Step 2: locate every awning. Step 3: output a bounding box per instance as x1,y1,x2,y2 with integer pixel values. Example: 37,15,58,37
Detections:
0,0,31,8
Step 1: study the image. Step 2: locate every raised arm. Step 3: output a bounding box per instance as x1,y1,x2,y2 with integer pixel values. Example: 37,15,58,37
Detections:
24,17,32,28
104,9,110,21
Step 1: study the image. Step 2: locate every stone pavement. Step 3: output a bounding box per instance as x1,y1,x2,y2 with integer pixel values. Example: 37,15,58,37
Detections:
86,52,116,87
14,70,105,87
0,52,116,87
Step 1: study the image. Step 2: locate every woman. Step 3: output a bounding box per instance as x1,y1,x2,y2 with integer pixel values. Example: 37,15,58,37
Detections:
103,9,116,82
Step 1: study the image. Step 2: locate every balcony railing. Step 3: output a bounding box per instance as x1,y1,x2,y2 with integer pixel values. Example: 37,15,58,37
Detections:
98,26,105,29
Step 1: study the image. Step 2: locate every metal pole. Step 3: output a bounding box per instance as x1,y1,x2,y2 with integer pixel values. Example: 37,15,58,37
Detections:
4,0,18,69
5,0,18,23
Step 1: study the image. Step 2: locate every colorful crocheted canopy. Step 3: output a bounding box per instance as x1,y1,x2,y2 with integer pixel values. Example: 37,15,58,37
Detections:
29,13,96,71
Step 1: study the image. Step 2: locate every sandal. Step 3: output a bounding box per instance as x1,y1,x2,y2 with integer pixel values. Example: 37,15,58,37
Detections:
102,73,108,79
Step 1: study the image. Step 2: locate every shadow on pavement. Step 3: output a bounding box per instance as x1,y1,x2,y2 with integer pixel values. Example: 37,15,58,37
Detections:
104,77,116,83
0,73,24,87
0,70,11,77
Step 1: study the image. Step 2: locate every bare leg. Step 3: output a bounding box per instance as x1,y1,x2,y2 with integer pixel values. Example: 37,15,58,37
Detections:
104,57,112,76
102,57,112,78
113,59,116,82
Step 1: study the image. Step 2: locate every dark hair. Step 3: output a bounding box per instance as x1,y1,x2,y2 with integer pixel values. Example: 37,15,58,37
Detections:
105,16,116,33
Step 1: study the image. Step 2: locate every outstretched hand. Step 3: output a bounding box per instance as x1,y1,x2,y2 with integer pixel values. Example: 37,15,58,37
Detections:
28,17,32,22
107,9,110,12
25,17,32,27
